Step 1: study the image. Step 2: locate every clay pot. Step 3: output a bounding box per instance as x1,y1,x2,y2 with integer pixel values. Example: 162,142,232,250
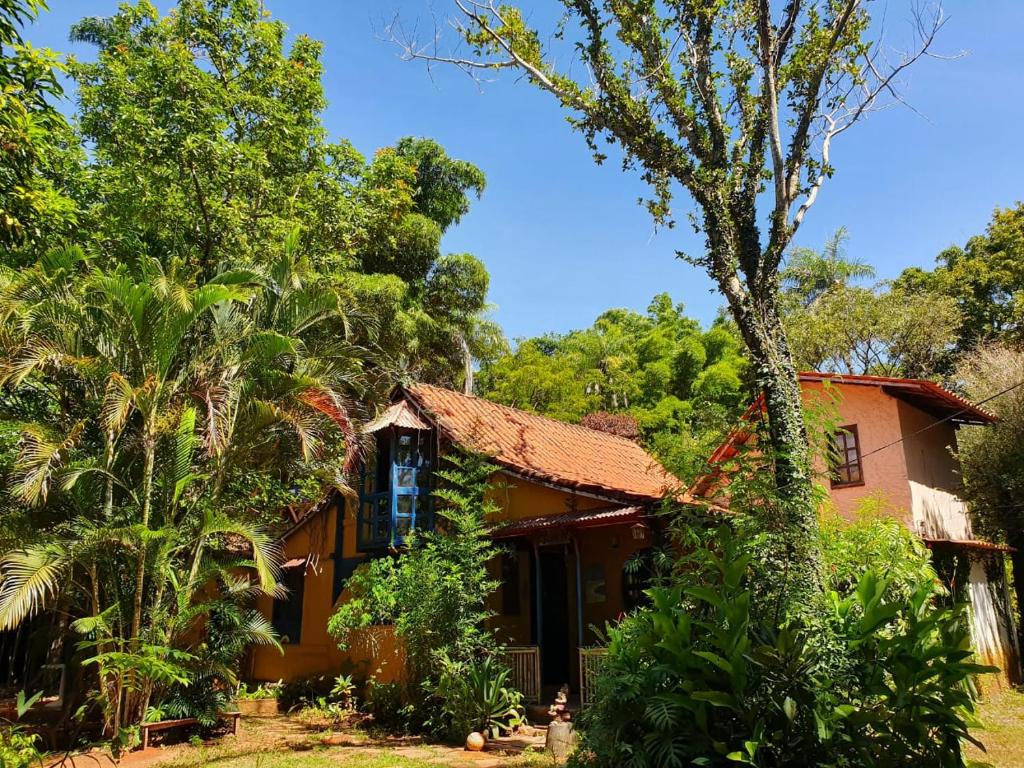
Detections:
466,732,486,751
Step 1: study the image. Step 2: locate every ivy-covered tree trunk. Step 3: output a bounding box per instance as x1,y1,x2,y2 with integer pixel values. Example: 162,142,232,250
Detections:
408,0,943,610
731,287,821,603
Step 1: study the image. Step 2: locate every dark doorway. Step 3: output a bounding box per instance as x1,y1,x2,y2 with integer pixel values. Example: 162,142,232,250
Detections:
538,549,570,687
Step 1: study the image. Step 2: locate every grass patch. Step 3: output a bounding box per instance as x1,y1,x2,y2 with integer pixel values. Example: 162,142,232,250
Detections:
968,687,1024,767
143,714,552,768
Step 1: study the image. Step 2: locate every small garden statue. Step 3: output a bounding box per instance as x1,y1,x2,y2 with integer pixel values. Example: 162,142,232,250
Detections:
545,684,577,760
548,684,571,722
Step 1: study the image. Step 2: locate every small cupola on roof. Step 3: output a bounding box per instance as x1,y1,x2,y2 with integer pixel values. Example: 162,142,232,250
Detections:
357,401,435,551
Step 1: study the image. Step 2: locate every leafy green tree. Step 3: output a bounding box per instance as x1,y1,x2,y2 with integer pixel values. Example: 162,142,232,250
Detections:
478,294,747,481
63,0,501,389
955,343,1024,646
896,203,1024,352
0,0,78,252
329,450,500,717
785,283,960,378
782,227,875,309
399,0,945,604
68,0,359,277
576,524,988,768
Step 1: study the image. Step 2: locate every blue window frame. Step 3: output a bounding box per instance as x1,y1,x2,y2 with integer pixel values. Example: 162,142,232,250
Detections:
357,431,432,550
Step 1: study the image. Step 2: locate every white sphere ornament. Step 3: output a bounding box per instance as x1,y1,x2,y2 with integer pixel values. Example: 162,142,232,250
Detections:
466,732,485,751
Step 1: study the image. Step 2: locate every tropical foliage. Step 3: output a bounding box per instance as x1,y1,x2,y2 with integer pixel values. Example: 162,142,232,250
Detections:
782,229,961,378
328,449,510,740
4,0,502,390
432,652,524,742
0,0,505,739
897,203,1024,355
573,524,991,768
954,344,1024,645
0,238,359,736
478,294,748,481
0,0,78,252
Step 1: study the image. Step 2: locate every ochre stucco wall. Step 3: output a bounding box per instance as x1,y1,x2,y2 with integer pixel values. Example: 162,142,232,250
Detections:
487,472,610,522
251,471,637,685
249,498,406,683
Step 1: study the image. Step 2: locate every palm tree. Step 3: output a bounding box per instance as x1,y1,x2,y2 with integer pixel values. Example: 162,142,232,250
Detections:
781,227,876,308
0,238,366,733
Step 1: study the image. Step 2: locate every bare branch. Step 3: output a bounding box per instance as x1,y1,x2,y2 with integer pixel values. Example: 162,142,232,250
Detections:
790,4,954,236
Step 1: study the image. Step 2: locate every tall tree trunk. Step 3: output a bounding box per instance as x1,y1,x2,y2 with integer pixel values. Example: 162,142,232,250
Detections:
458,333,473,395
130,437,155,647
126,430,155,728
727,282,823,612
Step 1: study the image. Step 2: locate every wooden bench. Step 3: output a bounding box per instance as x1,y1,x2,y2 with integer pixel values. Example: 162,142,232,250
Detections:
140,711,241,749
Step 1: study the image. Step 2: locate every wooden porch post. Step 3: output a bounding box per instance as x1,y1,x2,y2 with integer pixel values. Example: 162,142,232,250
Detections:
533,540,543,648
572,535,584,648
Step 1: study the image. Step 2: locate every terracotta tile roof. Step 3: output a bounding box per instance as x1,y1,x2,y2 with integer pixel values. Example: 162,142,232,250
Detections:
492,506,646,538
404,383,680,502
798,372,996,425
922,537,1016,554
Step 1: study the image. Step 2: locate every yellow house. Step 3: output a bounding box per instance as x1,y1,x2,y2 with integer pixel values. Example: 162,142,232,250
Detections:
249,383,680,698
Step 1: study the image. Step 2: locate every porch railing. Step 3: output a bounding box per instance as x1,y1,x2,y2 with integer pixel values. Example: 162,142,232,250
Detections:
504,645,541,704
579,647,609,708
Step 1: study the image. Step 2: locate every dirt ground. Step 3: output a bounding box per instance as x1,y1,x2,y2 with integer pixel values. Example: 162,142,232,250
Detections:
40,688,1024,768
45,714,551,768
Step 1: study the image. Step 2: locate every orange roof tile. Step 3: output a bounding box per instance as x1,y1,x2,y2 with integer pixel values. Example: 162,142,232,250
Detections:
404,384,680,502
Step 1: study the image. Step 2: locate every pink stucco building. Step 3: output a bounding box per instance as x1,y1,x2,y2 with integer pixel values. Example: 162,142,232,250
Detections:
695,372,1021,684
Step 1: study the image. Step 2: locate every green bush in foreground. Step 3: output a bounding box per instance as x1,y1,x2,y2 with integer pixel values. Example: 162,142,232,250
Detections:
430,653,525,741
572,526,993,768
328,450,517,741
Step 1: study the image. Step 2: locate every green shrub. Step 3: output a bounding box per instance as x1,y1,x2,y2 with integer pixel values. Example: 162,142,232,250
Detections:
329,674,356,710
820,496,937,603
0,726,42,768
328,450,515,739
572,526,994,768
235,681,282,701
278,674,337,713
364,679,413,732
826,572,991,766
430,653,525,741
0,691,43,767
329,450,500,683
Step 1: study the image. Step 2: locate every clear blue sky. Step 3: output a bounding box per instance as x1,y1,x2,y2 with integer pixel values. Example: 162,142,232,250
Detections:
27,1,1024,341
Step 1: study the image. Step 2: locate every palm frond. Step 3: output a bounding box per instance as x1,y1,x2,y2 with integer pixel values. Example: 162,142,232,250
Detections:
0,543,69,630
101,371,136,434
196,516,281,594
13,421,86,505
172,407,198,506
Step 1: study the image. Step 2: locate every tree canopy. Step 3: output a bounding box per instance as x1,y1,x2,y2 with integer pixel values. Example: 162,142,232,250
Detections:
2,0,503,392
478,293,748,481
0,0,78,250
896,203,1024,355
0,0,503,736
397,0,946,607
782,229,960,379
